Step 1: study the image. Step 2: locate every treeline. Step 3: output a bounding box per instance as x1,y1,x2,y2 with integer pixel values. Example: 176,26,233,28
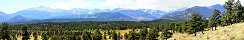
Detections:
0,22,29,40
9,19,181,30
0,22,174,40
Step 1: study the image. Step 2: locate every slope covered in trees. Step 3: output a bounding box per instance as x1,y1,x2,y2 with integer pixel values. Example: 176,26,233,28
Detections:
169,23,244,40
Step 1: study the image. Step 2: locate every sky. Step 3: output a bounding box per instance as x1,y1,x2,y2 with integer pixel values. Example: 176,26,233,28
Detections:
0,0,243,14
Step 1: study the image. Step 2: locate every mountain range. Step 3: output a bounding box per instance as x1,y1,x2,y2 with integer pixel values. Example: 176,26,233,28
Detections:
0,11,5,15
161,4,225,20
0,4,225,24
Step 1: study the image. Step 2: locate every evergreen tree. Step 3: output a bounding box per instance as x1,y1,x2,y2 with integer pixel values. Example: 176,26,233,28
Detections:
0,22,10,40
188,14,203,36
127,29,139,40
233,0,244,22
33,32,38,40
222,0,235,25
42,33,48,40
103,31,107,40
169,23,176,33
161,29,172,40
111,31,119,40
209,9,221,30
168,23,175,31
92,29,102,40
138,27,148,40
22,24,29,40
146,28,159,40
124,33,128,40
70,32,81,40
202,19,208,31
221,0,244,25
179,22,187,33
81,31,92,40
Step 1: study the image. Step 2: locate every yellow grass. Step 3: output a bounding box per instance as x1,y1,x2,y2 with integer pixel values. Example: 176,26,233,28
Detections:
102,29,131,40
17,35,22,40
115,29,131,35
169,23,244,40
37,33,42,40
29,33,34,40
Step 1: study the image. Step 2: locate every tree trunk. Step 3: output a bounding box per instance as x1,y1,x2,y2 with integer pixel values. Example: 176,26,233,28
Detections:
215,27,217,30
194,33,196,36
194,31,197,36
202,31,204,34
212,27,214,30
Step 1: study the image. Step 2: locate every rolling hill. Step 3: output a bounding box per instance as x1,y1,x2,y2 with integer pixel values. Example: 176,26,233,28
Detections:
169,23,244,40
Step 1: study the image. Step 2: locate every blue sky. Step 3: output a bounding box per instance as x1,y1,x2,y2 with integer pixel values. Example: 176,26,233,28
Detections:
0,0,243,14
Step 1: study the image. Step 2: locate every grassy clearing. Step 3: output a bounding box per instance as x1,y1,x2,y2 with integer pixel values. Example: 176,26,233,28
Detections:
169,23,244,40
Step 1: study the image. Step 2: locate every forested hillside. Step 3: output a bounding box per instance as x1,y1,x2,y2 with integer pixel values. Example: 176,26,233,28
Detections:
170,23,244,40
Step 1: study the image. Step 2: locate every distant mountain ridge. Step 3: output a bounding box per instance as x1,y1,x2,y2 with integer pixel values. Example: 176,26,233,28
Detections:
0,4,225,24
13,10,52,19
209,4,225,12
16,7,166,19
0,11,5,15
7,15,32,23
91,12,136,21
161,4,225,20
0,7,167,23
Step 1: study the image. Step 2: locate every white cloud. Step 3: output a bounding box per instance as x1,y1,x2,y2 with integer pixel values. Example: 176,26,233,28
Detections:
46,0,229,11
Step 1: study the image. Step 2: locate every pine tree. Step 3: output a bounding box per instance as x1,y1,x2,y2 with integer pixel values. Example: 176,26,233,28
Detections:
188,14,203,36
169,23,176,32
146,28,159,40
92,29,102,40
221,0,244,25
200,19,208,34
233,0,244,22
138,27,148,40
33,32,38,40
209,9,221,30
111,31,119,40
127,29,139,40
0,22,10,40
179,22,187,33
42,33,48,40
161,29,172,40
222,0,235,25
81,31,92,40
22,24,29,40
124,33,128,40
242,6,244,21
103,31,107,40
